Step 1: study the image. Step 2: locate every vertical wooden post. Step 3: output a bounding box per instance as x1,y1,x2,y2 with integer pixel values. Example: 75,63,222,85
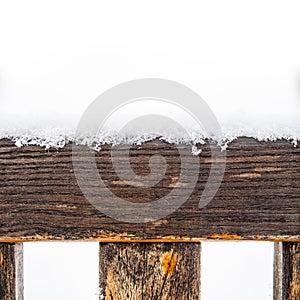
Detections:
274,242,300,300
99,242,201,300
274,243,283,300
0,243,23,300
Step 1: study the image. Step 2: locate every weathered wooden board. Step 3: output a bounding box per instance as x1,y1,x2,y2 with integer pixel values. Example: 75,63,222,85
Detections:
0,243,23,300
99,242,201,300
274,242,300,300
0,137,299,241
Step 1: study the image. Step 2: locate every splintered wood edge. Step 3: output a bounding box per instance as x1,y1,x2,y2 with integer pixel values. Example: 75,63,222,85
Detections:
0,235,299,243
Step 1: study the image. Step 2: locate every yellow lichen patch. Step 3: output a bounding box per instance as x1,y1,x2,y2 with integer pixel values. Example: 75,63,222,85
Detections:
162,250,178,277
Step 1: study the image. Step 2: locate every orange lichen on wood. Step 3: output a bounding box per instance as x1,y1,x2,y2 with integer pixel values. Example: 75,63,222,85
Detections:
207,233,243,240
162,250,178,277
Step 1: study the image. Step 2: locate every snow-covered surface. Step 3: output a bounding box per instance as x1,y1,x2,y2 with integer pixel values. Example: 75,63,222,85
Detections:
1,109,300,150
2,1,300,299
1,1,300,150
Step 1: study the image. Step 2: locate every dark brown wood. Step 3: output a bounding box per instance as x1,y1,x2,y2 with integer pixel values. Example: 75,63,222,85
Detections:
274,242,300,300
0,137,299,241
0,243,23,300
99,242,201,300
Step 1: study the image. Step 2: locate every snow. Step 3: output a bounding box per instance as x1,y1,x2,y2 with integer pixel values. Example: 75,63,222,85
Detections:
1,1,300,150
1,109,299,150
1,1,300,299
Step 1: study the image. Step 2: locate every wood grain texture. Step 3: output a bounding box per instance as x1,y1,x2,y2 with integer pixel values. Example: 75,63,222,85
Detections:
274,242,300,300
0,243,23,300
99,242,201,300
274,243,283,300
0,137,299,241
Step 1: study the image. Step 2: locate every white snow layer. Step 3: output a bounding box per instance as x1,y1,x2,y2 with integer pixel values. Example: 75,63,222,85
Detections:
0,110,300,150
1,1,300,150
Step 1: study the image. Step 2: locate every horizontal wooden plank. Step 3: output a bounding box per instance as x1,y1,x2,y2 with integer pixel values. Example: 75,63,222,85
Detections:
0,137,299,241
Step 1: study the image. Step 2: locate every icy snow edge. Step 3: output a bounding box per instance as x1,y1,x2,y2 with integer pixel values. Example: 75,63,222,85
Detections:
1,112,300,151
1,126,299,153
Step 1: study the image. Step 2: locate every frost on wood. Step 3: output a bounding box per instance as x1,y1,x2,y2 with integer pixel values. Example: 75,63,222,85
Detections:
1,112,300,149
1,127,299,151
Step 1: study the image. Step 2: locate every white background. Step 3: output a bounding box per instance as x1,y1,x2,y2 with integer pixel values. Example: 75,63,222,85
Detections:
1,1,300,126
24,242,274,300
1,1,300,299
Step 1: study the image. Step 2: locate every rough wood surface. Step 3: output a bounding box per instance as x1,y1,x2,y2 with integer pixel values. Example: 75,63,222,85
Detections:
0,137,299,241
99,242,201,300
0,243,23,300
274,243,283,300
282,243,300,300
274,242,300,300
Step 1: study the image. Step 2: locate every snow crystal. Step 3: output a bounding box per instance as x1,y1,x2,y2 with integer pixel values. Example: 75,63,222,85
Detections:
0,111,300,150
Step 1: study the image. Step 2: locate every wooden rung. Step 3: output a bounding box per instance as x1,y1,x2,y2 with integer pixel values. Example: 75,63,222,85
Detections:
99,242,201,300
0,243,23,300
274,242,300,300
